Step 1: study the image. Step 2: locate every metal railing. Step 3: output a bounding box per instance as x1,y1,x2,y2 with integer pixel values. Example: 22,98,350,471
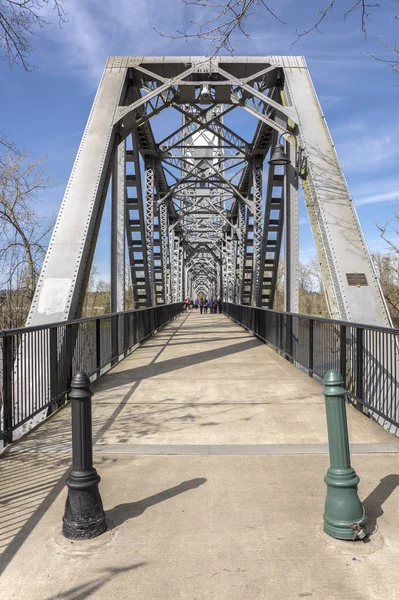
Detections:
0,303,182,445
223,302,399,432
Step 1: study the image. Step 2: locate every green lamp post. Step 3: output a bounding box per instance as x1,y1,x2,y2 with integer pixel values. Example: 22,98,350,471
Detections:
323,369,368,540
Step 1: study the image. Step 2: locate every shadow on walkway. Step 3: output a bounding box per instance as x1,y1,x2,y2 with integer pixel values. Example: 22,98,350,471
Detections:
98,337,260,389
43,563,147,600
0,316,189,575
106,478,207,527
363,474,399,535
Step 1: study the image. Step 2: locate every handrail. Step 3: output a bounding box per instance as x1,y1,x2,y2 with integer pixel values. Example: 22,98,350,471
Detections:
0,303,183,446
223,302,399,433
228,302,399,336
0,304,175,337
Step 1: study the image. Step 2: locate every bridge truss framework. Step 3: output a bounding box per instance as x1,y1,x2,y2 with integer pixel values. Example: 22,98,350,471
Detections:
27,56,391,328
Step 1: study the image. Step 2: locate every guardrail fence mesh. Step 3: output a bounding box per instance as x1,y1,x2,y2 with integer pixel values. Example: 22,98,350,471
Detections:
223,302,399,433
0,303,182,445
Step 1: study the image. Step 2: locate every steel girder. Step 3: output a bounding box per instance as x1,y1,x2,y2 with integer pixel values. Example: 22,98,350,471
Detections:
125,133,151,307
27,56,390,329
111,138,126,313
257,129,283,308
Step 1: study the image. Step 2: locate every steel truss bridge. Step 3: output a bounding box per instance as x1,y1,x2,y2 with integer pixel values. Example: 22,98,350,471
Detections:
2,56,398,446
2,57,399,599
26,56,390,329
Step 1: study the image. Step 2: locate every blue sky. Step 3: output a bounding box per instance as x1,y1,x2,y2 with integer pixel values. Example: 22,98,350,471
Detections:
1,0,398,280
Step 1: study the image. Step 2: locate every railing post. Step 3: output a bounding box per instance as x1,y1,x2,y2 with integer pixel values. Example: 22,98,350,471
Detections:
48,327,59,414
278,313,283,350
96,318,101,373
322,369,367,540
65,324,74,385
308,318,314,377
340,324,347,389
2,336,13,445
111,314,119,364
287,314,293,358
121,312,127,354
63,372,106,540
356,327,364,408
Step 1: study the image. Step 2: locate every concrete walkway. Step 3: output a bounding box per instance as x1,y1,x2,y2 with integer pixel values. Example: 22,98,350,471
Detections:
1,311,399,599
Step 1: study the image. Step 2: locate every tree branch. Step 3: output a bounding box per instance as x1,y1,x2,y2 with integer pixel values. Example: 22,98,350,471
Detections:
0,0,67,71
293,0,379,44
156,0,286,55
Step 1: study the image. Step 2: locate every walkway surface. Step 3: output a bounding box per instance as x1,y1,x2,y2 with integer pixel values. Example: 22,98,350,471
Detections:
1,312,399,600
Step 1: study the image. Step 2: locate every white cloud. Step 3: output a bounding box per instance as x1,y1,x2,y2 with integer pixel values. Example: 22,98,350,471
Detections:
351,179,399,207
333,124,399,174
39,0,192,85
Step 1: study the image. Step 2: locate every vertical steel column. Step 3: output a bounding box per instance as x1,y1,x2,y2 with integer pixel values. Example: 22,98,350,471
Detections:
27,68,127,326
125,132,151,308
111,138,126,314
169,225,175,300
285,61,390,325
221,239,227,300
238,200,246,304
145,157,156,306
284,139,299,313
171,229,179,302
160,203,169,303
182,246,187,300
258,129,284,308
226,236,235,302
220,257,224,300
252,156,263,306
231,234,238,303
178,241,184,301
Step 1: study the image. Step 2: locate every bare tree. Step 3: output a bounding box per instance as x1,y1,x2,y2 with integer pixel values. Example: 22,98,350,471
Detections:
293,0,379,44
270,257,328,316
274,257,284,310
377,212,399,257
82,265,111,317
156,0,285,54
125,263,135,310
372,23,399,78
0,0,67,70
161,0,393,69
374,217,399,324
372,251,399,325
0,143,55,328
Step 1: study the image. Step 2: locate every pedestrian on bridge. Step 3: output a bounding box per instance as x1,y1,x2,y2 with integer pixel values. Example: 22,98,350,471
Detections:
209,298,214,314
203,298,208,313
199,299,203,314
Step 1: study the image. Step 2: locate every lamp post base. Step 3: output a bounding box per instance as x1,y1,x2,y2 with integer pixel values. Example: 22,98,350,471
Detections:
323,467,368,540
62,469,107,540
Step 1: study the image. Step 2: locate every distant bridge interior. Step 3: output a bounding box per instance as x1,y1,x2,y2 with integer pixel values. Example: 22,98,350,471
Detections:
1,56,399,445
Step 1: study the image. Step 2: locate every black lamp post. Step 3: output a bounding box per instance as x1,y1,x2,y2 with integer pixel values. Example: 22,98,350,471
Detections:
63,372,106,540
